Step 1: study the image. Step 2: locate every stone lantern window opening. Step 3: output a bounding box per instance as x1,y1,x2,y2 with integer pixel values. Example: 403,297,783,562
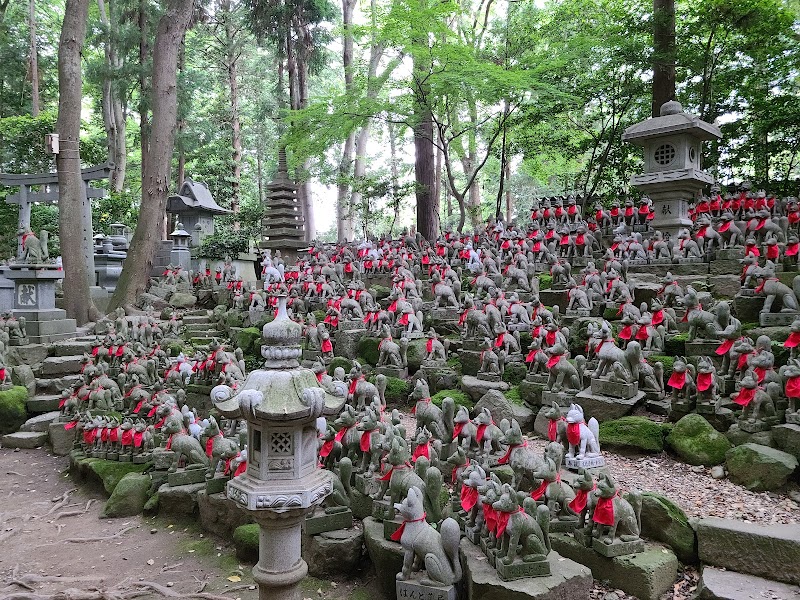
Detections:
654,143,676,166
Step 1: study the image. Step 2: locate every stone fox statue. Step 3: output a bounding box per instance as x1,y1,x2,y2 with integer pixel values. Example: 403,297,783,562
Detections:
394,487,462,586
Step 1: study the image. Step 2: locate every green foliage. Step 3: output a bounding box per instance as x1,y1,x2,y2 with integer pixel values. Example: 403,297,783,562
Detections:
537,275,552,290
327,356,353,376
0,386,28,435
197,229,251,261
358,337,381,365
372,376,412,403
647,354,675,379
502,362,527,386
237,327,262,356
504,387,523,406
665,333,688,356
599,417,666,453
431,389,473,411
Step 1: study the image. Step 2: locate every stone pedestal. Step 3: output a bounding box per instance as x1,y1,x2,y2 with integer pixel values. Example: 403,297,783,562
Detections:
304,508,353,535
590,378,638,399
5,266,76,344
759,311,799,327
376,365,408,379
0,270,15,312
396,579,456,600
252,510,308,600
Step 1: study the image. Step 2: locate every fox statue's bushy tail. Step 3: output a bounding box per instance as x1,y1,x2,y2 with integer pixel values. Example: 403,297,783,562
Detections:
440,518,462,582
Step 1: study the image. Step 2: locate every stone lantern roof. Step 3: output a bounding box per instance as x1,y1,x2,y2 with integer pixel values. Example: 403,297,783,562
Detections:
623,101,721,145
213,296,345,424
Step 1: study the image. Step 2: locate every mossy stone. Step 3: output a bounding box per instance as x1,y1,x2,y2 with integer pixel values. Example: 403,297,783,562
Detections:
666,414,732,466
370,375,411,404
504,387,523,406
371,285,390,300
641,493,697,564
164,341,185,358
431,389,473,411
664,333,688,356
502,362,527,386
404,338,428,372
224,310,245,328
327,356,353,376
725,443,798,492
233,523,259,562
88,459,151,495
599,417,665,453
236,327,261,356
358,337,380,365
0,386,28,434
538,275,552,290
101,473,151,518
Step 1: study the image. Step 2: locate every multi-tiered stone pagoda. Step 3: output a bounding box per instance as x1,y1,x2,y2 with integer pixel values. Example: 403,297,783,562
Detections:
261,149,306,263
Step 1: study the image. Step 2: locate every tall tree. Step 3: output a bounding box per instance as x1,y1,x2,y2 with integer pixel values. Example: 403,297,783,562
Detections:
96,0,128,191
109,0,195,311
652,0,675,116
28,0,39,116
56,0,99,324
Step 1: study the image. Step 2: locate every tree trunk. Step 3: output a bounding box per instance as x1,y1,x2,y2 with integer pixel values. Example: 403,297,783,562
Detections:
652,0,675,117
138,0,150,166
504,159,512,224
336,0,356,242
28,0,39,116
56,0,98,324
98,0,127,191
388,119,401,237
414,109,437,241
108,0,194,311
223,0,241,228
175,35,185,188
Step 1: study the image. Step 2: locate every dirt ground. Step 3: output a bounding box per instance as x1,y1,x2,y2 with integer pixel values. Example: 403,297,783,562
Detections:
0,448,369,600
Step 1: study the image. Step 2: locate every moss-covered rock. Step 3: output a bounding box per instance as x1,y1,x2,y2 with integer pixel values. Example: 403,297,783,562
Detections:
236,327,261,356
538,274,552,290
641,493,697,564
666,414,732,466
88,459,151,495
373,376,411,404
664,333,688,357
404,338,428,372
358,337,381,365
502,362,527,386
431,389,473,411
725,443,798,492
0,386,28,434
372,285,390,301
224,310,245,328
101,473,151,518
599,417,666,453
327,356,353,376
233,523,259,562
163,340,185,358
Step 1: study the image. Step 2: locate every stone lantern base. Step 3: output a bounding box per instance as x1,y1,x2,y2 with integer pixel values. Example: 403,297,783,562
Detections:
4,266,76,343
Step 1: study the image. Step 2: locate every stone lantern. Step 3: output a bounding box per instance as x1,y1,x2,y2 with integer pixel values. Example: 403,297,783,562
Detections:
169,222,192,270
622,100,721,235
211,296,345,600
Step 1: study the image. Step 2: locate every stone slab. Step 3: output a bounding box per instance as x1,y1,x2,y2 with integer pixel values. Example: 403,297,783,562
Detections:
305,508,353,535
52,340,94,357
697,566,800,600
461,539,592,600
27,393,63,413
396,580,456,600
157,482,206,516
461,375,510,402
759,312,800,327
575,388,645,422
41,355,84,376
692,517,800,585
772,424,800,461
49,421,76,455
304,527,364,579
2,431,48,448
590,378,638,399
549,533,678,600
20,411,60,432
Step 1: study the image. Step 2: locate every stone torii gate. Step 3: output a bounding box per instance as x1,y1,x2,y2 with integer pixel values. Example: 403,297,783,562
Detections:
0,163,111,286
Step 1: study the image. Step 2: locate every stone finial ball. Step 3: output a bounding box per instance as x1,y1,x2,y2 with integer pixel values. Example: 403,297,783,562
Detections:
660,100,683,116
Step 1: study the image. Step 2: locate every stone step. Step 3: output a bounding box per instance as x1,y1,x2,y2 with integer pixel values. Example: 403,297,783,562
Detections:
52,340,93,357
36,374,82,395
693,517,800,586
1,431,48,449
20,411,61,432
27,394,62,413
182,315,212,325
697,566,800,600
183,322,214,332
41,355,84,376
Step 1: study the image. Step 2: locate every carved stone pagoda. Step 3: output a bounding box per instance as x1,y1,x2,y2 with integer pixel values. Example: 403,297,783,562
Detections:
261,150,306,263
